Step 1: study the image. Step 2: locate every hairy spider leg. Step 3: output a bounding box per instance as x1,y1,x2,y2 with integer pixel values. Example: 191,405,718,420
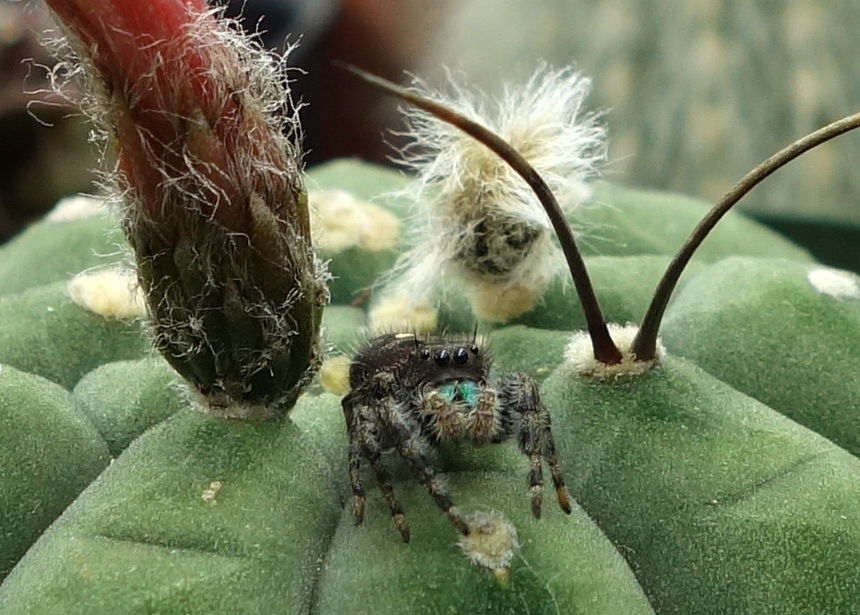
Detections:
422,389,463,440
541,407,573,515
500,373,573,517
342,392,366,520
386,400,471,536
345,416,366,521
344,395,411,541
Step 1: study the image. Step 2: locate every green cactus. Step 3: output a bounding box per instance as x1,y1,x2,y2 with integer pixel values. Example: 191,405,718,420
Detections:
5,1,860,612
3,159,860,614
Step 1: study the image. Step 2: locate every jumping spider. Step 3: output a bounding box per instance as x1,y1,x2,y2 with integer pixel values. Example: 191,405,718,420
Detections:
342,332,572,542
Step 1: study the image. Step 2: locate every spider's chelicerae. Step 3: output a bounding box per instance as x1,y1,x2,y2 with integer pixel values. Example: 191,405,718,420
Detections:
342,332,572,541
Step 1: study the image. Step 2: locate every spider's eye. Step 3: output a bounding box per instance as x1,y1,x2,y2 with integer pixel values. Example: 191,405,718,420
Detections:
420,348,431,360
453,347,469,365
434,349,450,366
470,344,480,355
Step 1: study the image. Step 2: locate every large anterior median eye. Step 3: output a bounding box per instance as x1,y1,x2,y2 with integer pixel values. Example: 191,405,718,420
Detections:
434,349,450,366
453,347,469,365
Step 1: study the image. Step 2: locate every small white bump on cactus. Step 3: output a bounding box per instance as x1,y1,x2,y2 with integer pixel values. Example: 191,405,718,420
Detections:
200,480,222,505
45,194,107,223
67,268,146,320
385,66,606,322
565,323,665,378
807,267,860,300
457,510,519,585
309,188,401,252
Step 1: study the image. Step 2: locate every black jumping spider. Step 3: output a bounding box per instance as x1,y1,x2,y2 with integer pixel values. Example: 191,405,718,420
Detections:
341,332,572,541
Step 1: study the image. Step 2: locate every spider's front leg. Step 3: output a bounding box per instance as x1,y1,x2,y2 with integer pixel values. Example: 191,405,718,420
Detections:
498,373,572,518
342,390,412,541
386,401,471,536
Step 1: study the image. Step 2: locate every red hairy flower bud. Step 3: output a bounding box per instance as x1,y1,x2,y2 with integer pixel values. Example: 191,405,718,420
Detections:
45,0,328,418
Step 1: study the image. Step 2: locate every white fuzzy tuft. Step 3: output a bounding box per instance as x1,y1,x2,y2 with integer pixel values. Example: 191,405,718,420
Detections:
67,268,146,320
807,267,860,300
45,194,107,223
385,66,606,322
564,323,664,378
318,354,351,396
457,509,519,585
368,290,439,335
201,480,223,504
309,188,400,253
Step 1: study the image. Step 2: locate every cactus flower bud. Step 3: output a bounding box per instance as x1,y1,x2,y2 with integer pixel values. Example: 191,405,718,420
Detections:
45,0,327,419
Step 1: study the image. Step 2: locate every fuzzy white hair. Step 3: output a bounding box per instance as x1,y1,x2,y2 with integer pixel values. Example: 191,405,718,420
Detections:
382,65,607,322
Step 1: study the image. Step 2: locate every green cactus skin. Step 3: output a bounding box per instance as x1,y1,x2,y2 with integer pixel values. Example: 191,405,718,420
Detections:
579,182,814,262
0,397,344,615
0,282,149,390
308,159,412,220
1,159,859,614
438,254,708,332
661,256,860,456
485,326,570,383
316,474,655,615
0,209,123,298
0,365,110,580
73,357,186,456
541,356,860,615
0,392,655,615
320,305,367,355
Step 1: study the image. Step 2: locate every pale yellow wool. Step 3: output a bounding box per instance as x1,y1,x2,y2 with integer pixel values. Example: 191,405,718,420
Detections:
464,280,539,322
319,355,352,396
67,269,146,320
457,510,519,585
564,323,664,378
368,291,438,335
309,188,400,253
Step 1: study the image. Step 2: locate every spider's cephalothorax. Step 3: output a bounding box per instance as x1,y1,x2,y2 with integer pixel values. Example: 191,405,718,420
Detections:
341,332,572,542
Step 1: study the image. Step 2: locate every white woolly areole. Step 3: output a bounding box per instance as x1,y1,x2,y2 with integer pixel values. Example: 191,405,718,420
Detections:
564,323,664,379
67,268,146,320
368,291,438,335
384,65,606,313
45,194,107,223
457,510,519,584
464,279,541,323
319,354,351,396
807,267,860,300
309,189,400,253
